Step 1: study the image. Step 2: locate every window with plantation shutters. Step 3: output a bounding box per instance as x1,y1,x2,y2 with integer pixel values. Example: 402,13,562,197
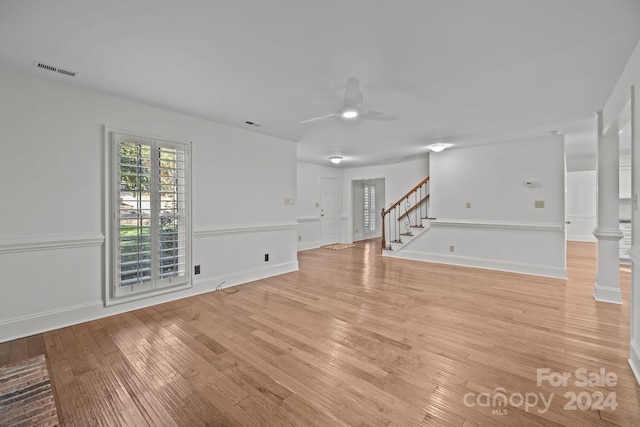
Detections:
364,184,376,232
108,130,191,304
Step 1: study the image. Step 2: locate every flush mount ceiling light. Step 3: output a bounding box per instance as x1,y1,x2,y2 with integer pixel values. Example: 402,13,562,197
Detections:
329,156,343,164
428,143,447,152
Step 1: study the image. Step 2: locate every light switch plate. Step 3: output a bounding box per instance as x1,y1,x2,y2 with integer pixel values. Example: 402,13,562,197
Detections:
535,200,544,208
284,198,294,205
465,201,471,208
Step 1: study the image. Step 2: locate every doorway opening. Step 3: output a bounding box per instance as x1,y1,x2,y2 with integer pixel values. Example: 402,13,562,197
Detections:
351,178,385,242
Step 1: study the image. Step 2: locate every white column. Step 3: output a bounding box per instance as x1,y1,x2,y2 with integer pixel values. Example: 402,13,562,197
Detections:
629,86,640,383
594,111,623,303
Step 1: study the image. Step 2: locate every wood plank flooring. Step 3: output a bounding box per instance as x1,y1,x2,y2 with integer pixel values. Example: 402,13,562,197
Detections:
1,240,639,426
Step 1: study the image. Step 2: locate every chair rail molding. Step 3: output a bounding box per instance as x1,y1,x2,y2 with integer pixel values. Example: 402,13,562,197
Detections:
431,219,564,232
0,233,105,254
194,221,299,238
297,217,321,223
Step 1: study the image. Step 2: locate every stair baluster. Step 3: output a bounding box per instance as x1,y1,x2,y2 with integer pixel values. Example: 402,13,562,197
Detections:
381,176,432,252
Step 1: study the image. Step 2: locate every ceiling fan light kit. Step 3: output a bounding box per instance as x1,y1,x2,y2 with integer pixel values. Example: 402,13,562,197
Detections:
429,143,447,152
340,109,359,119
301,77,400,124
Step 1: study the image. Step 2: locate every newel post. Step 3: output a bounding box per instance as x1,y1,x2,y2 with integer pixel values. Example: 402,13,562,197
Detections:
381,208,386,252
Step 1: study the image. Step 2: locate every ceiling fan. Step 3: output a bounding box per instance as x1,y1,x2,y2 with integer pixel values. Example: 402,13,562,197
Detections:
301,77,400,123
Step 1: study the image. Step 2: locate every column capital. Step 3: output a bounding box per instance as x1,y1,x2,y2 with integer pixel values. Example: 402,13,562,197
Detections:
593,227,623,240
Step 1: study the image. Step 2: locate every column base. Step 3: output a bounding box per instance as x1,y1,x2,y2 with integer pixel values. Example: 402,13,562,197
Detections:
593,282,622,304
630,339,640,385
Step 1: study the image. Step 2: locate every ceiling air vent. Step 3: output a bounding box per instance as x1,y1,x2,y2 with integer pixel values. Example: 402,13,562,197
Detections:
33,61,78,77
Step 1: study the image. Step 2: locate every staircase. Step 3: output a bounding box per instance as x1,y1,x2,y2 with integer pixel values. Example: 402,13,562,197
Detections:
381,176,433,254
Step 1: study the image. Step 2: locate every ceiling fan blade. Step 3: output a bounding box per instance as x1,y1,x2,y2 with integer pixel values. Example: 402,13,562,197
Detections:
361,110,400,122
301,113,337,124
344,77,363,107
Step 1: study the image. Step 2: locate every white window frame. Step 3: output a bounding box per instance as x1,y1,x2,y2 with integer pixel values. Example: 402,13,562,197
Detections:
364,183,376,233
104,126,192,306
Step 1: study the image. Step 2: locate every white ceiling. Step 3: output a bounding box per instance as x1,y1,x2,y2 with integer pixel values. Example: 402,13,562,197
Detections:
1,0,639,167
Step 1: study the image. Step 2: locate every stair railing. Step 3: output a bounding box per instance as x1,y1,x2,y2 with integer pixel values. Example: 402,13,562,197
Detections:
381,176,430,251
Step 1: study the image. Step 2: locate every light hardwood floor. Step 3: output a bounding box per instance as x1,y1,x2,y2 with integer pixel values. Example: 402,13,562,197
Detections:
1,241,639,426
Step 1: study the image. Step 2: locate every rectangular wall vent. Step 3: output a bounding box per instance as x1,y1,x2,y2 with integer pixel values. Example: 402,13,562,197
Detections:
34,61,78,77
56,68,77,77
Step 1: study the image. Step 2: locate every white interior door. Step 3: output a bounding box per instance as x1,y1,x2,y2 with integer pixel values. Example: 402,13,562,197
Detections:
566,170,597,242
320,177,340,245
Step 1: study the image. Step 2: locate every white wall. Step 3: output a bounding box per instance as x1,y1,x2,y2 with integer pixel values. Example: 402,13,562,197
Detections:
566,154,596,172
0,69,298,342
342,156,429,210
390,137,567,279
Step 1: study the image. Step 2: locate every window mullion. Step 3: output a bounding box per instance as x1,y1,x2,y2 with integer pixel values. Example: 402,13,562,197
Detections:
150,140,160,288
112,136,121,298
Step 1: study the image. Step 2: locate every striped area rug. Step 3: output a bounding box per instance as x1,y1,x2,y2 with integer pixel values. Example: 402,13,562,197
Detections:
321,243,356,250
0,354,59,426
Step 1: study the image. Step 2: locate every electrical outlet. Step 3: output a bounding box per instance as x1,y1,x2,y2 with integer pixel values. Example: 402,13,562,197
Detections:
194,265,201,275
449,245,455,252
264,253,269,262
284,198,293,205
535,200,545,208
465,201,471,208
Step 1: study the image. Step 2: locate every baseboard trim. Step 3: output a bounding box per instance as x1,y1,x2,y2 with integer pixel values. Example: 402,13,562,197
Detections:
629,339,640,385
593,282,623,304
193,261,298,290
0,300,104,344
567,236,597,243
298,241,321,251
388,250,567,279
354,234,381,242
0,261,298,344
